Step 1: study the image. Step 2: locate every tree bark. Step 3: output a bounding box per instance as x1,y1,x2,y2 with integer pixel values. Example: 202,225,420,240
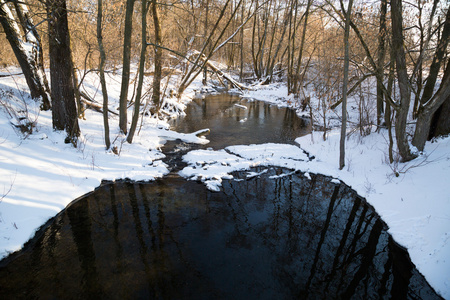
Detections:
391,0,417,161
292,0,313,96
376,0,387,127
412,62,450,150
97,0,110,149
411,7,450,150
429,97,450,138
339,0,353,170
419,7,450,107
127,0,147,143
0,1,51,110
151,0,162,113
46,0,80,143
118,0,136,134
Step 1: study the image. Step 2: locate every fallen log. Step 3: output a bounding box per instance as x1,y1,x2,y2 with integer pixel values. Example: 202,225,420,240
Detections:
80,92,118,116
193,128,210,137
204,60,252,91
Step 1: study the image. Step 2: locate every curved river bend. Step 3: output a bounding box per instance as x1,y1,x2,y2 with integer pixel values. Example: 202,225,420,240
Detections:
0,94,442,299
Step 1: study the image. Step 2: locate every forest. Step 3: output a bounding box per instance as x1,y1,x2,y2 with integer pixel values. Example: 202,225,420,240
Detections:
1,0,449,165
1,0,450,297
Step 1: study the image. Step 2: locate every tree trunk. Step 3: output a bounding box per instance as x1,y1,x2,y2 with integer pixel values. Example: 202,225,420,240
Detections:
0,1,51,110
239,0,244,82
292,0,312,96
46,0,80,144
419,7,450,107
127,0,147,143
151,0,162,113
412,7,450,150
97,0,110,149
391,0,417,162
118,0,136,134
376,0,387,127
429,97,450,138
177,0,241,97
385,45,396,164
339,0,353,170
412,63,450,150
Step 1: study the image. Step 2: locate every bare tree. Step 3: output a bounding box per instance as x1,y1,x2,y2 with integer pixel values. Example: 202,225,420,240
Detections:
376,0,387,127
0,0,51,110
339,0,353,170
127,0,148,143
46,0,80,144
412,6,450,150
391,0,417,161
150,0,162,113
97,0,110,149
291,0,313,96
118,0,136,134
176,0,245,96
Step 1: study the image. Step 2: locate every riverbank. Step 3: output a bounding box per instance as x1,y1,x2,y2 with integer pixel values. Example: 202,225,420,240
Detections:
242,84,450,298
0,68,449,298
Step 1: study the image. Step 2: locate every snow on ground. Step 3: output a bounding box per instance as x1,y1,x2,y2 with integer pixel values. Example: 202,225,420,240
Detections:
180,132,450,298
0,67,207,259
0,68,449,298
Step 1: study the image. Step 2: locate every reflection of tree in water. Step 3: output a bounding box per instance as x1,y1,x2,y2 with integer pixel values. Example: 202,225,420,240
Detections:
221,169,440,299
0,170,443,299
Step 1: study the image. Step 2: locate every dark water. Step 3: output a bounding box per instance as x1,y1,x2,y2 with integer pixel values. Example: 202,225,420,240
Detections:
0,168,441,299
0,95,442,299
169,94,310,149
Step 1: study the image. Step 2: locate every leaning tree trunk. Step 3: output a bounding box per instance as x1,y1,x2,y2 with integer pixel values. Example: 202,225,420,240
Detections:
412,7,450,150
0,1,51,110
46,0,80,143
412,63,450,150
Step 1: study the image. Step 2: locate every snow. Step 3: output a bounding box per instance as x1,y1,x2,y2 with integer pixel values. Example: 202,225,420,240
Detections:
0,68,449,298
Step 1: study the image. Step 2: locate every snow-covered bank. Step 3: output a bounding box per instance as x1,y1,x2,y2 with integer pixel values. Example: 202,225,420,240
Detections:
180,133,450,298
0,69,449,298
242,84,450,298
296,130,450,299
0,68,207,259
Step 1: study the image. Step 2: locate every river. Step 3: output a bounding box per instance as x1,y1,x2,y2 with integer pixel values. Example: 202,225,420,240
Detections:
0,94,442,299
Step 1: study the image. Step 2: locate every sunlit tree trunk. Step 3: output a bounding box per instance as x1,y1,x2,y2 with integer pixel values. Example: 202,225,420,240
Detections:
239,0,244,82
0,0,51,110
339,0,353,170
292,0,313,96
177,0,243,96
46,0,80,144
287,0,299,94
118,0,136,134
97,0,110,149
150,0,162,113
127,0,148,143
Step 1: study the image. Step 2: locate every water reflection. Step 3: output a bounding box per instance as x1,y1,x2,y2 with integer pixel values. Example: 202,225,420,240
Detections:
170,94,311,149
0,168,441,299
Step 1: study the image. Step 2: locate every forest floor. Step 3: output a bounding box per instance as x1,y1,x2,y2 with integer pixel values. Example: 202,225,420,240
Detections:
0,67,449,298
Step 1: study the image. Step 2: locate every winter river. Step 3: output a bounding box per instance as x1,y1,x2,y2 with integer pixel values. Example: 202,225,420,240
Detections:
0,94,442,299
